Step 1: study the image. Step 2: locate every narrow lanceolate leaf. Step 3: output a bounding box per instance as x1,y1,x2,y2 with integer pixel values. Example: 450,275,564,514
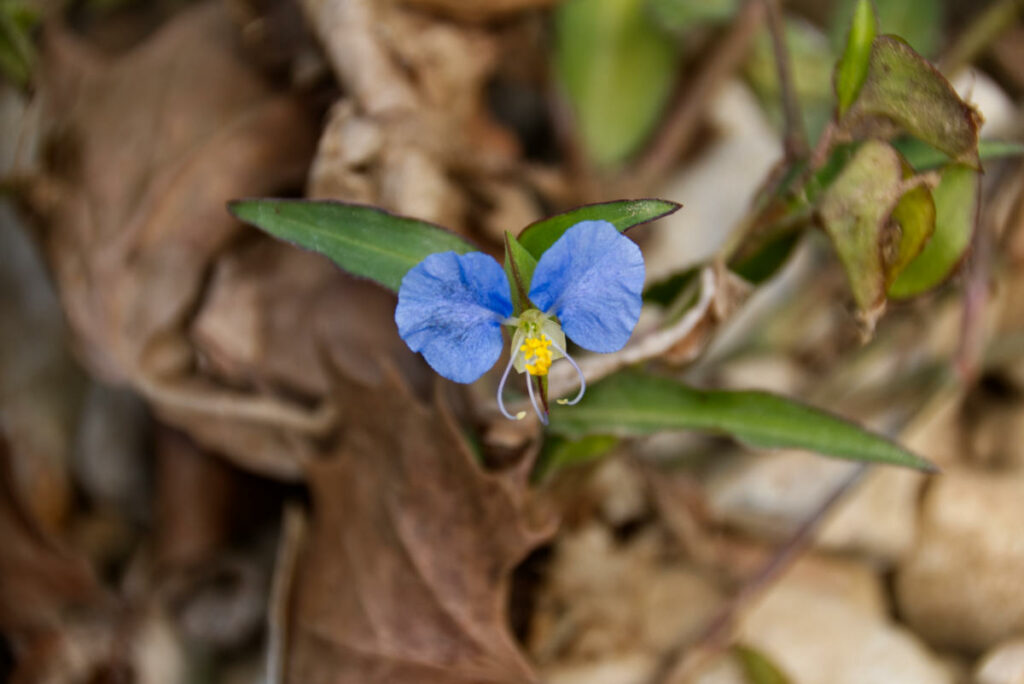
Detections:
548,371,935,471
517,198,680,259
555,0,678,166
229,199,476,292
888,164,978,298
843,36,981,165
818,141,935,327
834,0,877,117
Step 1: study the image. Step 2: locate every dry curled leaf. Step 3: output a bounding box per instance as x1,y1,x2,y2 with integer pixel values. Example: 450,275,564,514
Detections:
301,0,526,231
37,1,316,383
32,2,325,478
818,141,936,333
288,366,556,683
842,35,981,166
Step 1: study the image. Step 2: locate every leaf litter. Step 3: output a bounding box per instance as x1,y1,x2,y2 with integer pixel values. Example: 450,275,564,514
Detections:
3,0,1024,682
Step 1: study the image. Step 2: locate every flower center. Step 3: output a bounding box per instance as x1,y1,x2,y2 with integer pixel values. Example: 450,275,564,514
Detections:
495,308,587,424
521,334,553,376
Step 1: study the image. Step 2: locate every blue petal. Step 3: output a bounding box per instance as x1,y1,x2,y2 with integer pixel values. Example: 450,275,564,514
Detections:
395,251,513,383
528,220,644,353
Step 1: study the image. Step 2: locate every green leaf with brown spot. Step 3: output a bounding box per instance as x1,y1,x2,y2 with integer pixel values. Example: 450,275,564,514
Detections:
888,164,978,298
887,171,935,282
842,35,980,165
819,141,935,326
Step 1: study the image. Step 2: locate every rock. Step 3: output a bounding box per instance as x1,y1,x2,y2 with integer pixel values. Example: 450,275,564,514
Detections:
976,638,1024,684
706,449,923,564
545,653,654,684
589,457,649,528
530,525,722,673
738,555,952,684
896,469,1024,652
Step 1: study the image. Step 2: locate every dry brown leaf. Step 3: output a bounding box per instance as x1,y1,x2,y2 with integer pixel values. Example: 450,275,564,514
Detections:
192,241,426,399
37,1,316,383
30,2,327,478
0,434,101,641
301,0,526,231
0,432,123,684
398,0,560,23
288,366,556,683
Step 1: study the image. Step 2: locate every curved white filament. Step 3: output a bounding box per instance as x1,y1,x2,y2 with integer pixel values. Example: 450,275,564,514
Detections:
524,372,548,425
549,339,586,405
495,352,525,421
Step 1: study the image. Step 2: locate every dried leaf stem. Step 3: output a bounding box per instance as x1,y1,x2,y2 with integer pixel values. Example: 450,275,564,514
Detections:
265,506,306,684
940,0,1024,76
629,0,765,191
763,0,808,160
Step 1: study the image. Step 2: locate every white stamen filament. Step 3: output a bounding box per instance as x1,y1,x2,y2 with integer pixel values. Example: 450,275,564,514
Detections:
495,352,525,421
549,339,586,405
525,371,548,425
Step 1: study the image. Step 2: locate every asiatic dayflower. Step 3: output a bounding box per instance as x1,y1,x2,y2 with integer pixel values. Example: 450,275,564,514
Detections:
395,220,644,423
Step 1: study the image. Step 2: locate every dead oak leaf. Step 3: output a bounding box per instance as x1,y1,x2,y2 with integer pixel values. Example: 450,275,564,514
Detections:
288,367,555,683
35,1,317,385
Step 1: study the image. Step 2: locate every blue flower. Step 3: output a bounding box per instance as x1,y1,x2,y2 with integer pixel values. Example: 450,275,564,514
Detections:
395,220,644,422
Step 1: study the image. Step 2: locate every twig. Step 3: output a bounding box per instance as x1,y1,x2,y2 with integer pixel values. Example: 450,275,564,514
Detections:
298,0,417,115
957,167,996,382
762,0,808,160
647,463,869,684
629,0,765,190
940,0,1024,76
139,376,336,435
265,506,307,684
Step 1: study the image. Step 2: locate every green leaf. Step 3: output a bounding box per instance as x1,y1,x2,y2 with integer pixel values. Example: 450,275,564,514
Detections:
730,230,803,284
517,198,680,259
228,199,476,292
0,0,38,88
831,0,942,58
503,231,538,315
888,164,978,298
834,0,876,117
648,0,739,32
894,138,1024,171
887,169,935,282
555,0,678,166
818,141,934,324
548,371,935,471
533,434,620,482
734,644,792,684
843,36,980,165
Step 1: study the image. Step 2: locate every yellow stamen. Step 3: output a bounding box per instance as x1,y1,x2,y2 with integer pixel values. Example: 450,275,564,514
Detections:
522,334,553,376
